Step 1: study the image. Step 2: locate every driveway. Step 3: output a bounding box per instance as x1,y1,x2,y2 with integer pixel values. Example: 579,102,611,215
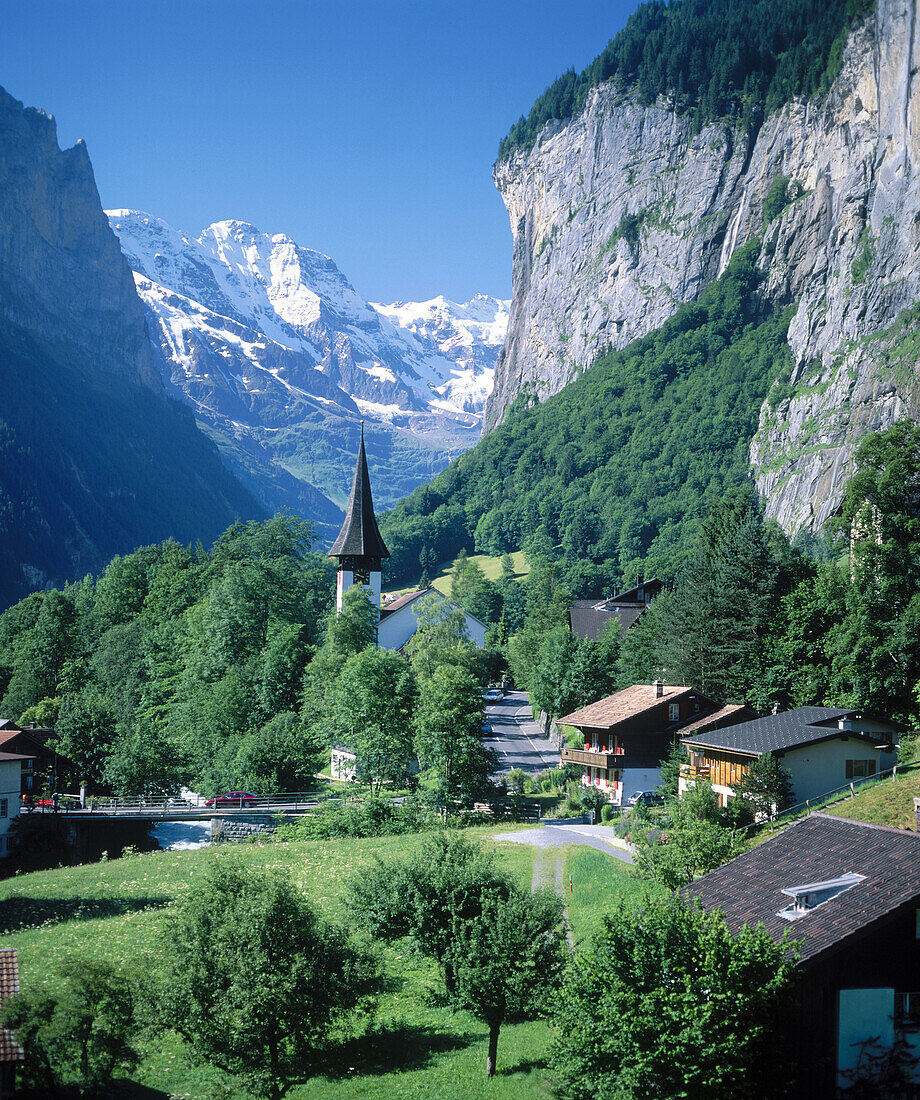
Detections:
484,690,559,776
492,823,634,865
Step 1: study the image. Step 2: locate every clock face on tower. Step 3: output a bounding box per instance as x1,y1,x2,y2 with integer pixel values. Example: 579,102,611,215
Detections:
353,567,370,585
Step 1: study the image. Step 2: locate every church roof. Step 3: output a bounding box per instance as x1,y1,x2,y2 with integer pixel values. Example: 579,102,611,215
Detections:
329,425,390,560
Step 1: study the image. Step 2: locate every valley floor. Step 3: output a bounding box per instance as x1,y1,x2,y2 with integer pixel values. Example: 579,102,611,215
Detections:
0,825,643,1098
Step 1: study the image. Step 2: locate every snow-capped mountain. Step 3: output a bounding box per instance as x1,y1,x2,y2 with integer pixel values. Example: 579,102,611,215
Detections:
372,295,508,413
106,211,507,521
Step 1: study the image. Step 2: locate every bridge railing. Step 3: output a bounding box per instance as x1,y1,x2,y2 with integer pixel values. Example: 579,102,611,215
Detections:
61,791,349,815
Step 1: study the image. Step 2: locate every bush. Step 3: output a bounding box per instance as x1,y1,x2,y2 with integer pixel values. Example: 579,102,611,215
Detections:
601,803,614,823
579,787,610,820
275,797,435,841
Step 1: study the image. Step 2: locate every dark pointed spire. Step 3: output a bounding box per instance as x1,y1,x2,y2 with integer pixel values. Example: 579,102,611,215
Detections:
329,422,390,560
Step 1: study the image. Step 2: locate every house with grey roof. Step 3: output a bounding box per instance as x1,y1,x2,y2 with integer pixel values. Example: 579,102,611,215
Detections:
568,576,666,641
680,706,900,809
685,814,920,1097
558,681,751,805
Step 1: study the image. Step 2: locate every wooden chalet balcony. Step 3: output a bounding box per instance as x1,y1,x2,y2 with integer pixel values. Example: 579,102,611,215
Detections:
680,763,711,780
562,747,620,769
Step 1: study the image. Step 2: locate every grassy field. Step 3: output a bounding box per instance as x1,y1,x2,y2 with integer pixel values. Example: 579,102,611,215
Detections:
427,551,530,595
823,769,920,830
0,824,643,1099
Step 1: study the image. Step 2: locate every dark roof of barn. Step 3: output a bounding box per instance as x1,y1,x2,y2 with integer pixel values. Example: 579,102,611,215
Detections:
684,814,920,965
680,707,883,756
329,425,390,560
569,602,645,641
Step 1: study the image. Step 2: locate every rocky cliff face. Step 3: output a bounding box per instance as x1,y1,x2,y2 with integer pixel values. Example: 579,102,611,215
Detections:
489,0,920,534
0,86,261,608
0,87,159,391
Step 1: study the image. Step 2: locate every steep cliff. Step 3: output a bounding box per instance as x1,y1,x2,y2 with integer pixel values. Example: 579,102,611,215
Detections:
489,0,920,534
0,87,262,608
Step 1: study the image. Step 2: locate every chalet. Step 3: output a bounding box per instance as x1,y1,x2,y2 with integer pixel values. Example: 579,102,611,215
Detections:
680,706,900,809
558,681,750,805
0,721,76,798
0,755,24,859
568,576,666,642
685,814,920,1097
329,425,487,653
0,950,23,1097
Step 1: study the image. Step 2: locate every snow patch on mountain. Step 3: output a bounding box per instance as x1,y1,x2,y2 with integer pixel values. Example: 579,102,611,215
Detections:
106,210,506,519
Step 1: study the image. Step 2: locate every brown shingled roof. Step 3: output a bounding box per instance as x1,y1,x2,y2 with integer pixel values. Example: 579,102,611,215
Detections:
679,703,750,735
684,814,920,965
0,950,24,1062
559,684,698,729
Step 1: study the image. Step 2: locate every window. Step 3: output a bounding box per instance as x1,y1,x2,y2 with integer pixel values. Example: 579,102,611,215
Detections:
895,992,920,1028
668,703,680,721
845,759,877,779
777,872,865,921
0,800,7,818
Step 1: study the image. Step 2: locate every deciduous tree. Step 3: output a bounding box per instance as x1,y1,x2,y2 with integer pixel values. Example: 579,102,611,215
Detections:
161,859,379,1100
550,897,797,1100
448,886,567,1077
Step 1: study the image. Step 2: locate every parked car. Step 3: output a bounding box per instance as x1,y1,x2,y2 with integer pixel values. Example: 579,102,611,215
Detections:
483,688,504,703
205,791,259,808
626,790,665,807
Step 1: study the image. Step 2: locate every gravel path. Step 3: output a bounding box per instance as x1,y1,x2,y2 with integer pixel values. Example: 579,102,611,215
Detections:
493,823,635,865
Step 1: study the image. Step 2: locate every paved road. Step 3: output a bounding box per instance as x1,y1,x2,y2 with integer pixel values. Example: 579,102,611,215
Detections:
484,690,559,776
492,823,635,865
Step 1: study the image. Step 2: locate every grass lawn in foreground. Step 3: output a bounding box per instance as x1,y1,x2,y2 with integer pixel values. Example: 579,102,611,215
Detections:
0,825,641,1098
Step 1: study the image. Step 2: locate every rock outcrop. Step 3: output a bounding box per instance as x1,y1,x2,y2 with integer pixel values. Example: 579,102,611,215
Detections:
0,86,261,608
0,86,160,391
489,0,920,534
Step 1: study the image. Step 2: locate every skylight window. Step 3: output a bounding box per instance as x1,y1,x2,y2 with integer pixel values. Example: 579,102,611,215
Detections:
776,872,865,921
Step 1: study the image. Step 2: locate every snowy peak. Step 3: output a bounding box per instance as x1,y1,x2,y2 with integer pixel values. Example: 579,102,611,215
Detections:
105,208,505,522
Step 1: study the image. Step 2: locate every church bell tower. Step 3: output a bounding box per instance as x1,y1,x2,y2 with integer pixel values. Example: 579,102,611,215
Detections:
329,422,390,613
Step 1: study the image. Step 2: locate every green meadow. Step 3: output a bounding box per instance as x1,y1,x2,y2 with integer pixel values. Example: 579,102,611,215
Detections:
0,826,642,1099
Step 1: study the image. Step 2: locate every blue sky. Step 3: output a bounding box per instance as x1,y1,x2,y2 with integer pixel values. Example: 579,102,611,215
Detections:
1,0,641,303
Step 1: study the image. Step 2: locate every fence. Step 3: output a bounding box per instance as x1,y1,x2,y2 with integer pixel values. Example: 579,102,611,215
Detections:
735,757,920,839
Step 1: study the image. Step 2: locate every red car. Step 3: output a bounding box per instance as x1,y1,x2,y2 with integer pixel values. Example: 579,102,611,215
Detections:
205,791,259,808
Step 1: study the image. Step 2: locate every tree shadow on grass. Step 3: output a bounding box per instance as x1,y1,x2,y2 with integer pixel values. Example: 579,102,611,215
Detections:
107,1081,173,1099
0,894,171,934
315,1021,474,1078
498,1055,549,1076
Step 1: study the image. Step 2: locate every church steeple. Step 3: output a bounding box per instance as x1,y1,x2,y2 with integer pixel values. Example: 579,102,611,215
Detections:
329,422,389,612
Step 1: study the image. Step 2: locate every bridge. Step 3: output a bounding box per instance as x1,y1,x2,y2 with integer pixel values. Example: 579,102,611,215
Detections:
25,791,329,823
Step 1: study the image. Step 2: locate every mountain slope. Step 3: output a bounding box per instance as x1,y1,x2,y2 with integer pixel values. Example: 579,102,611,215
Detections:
108,211,507,517
487,0,920,536
0,86,262,608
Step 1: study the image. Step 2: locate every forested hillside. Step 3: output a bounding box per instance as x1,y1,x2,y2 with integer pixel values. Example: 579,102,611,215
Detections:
0,515,496,804
498,0,873,159
381,243,793,597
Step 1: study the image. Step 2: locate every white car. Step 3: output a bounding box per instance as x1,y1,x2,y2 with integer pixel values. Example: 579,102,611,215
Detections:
483,688,504,703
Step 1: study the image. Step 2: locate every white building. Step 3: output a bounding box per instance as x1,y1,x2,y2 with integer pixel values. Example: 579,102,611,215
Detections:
0,754,25,858
378,588,487,652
